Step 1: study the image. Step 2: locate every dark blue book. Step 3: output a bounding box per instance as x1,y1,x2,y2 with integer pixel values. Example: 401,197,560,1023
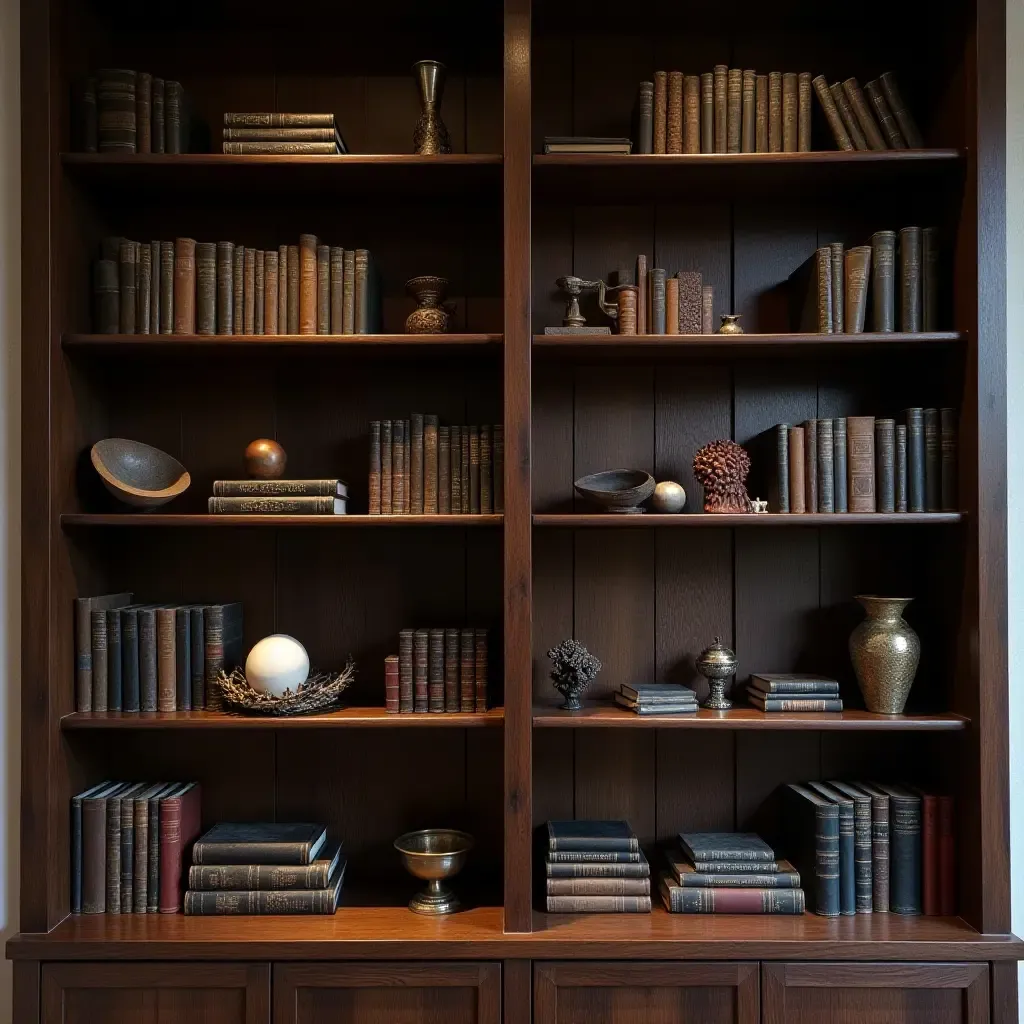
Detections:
121,606,140,712
138,608,158,713
547,820,638,853
105,607,123,711
830,781,874,913
175,607,191,712
875,783,921,914
809,782,856,916
784,783,840,917
547,850,644,864
905,408,925,512
70,780,112,913
679,832,775,864
189,606,205,709
192,822,328,865
621,684,698,702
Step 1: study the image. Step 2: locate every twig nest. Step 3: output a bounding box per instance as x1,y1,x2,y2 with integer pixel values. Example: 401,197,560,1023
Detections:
245,635,310,698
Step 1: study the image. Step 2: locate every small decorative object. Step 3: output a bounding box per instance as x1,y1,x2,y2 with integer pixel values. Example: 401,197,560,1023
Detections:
545,275,612,335
696,636,738,710
90,438,190,509
548,638,602,711
651,480,687,513
849,595,921,714
574,469,656,514
394,828,473,915
245,438,287,479
718,313,744,334
750,497,769,513
412,60,452,155
245,634,310,697
216,658,356,716
405,276,452,334
693,439,752,513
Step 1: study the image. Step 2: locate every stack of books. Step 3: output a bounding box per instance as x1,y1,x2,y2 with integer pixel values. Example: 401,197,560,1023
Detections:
222,113,349,155
184,823,345,915
389,628,488,713
208,479,348,516
614,683,698,715
659,831,805,914
543,136,632,154
73,70,188,154
747,673,843,713
544,821,651,913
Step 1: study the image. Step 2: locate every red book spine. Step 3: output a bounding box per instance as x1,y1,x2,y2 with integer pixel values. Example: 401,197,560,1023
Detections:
384,655,399,713
938,795,955,915
921,793,938,915
159,784,201,913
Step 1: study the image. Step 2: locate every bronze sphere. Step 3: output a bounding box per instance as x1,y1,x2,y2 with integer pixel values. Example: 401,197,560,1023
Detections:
245,438,287,480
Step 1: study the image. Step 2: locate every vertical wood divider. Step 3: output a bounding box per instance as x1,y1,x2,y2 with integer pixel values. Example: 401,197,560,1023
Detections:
503,0,534,932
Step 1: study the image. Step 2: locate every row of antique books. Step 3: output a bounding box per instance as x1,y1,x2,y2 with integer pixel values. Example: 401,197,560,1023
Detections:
185,823,345,915
71,781,200,914
369,419,504,515
762,409,958,514
388,628,489,713
73,69,189,154
785,781,955,916
73,594,243,713
789,228,940,334
222,113,349,155
610,259,715,336
93,236,381,336
208,478,349,516
636,68,920,155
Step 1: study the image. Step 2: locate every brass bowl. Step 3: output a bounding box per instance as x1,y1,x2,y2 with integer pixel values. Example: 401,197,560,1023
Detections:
394,828,473,915
90,438,190,509
574,469,655,514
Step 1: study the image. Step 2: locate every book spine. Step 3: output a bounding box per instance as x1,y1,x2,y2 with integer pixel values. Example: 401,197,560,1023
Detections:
650,268,666,334
369,421,382,515
830,81,867,150
874,418,896,513
635,255,647,336
392,420,406,514
475,628,488,712
91,610,108,711
844,796,873,913
240,247,254,334
264,250,279,334
751,678,839,695
410,413,425,514
701,285,714,335
814,247,833,333
829,242,844,335
755,75,768,153
812,75,853,150
444,628,459,712
869,794,890,912
254,251,265,334
547,860,651,878
938,795,955,914
713,65,727,153
683,75,700,154
164,81,183,153
788,426,806,514
940,407,958,511
342,249,356,333
817,418,834,513
677,271,702,334
119,241,136,333
137,243,152,334
754,697,843,711
904,408,925,512
768,72,782,152
287,245,300,333
133,797,149,913
195,242,216,335
815,806,841,916
159,796,182,911
804,418,818,513
222,141,338,154
354,249,371,333
726,68,742,153
82,796,107,913
413,628,429,713
158,242,174,334
122,608,140,712
460,628,475,712
222,127,340,141
665,887,805,914
847,416,876,513
547,878,650,896
381,421,393,514
666,71,682,154
459,427,469,513
106,608,122,711
94,260,119,334
106,792,122,912
216,242,234,334
298,234,317,334
833,417,848,513
156,608,176,711
880,71,923,147
223,112,336,128
890,796,922,914
546,895,651,913
277,245,289,334
895,423,908,512
871,230,896,331
480,424,493,514
469,426,481,513
451,425,462,514
398,629,414,713
836,800,856,915
383,654,400,713
428,629,445,712
700,73,713,153
97,69,136,153
330,247,344,334
775,423,790,513
74,600,94,712
782,72,797,152
921,793,938,915
676,869,801,887
173,238,196,334
230,243,243,334
212,480,342,497
636,81,653,154
190,607,204,709
548,850,642,863
120,793,135,911
844,246,871,333
152,79,164,153
175,609,191,711
183,889,335,915
191,835,317,867
139,609,157,712
843,78,887,150
741,70,755,153
922,226,939,331
189,859,332,890
797,72,812,151
316,244,330,334
652,71,667,154
207,496,340,514
865,79,906,148
424,415,439,514
899,226,922,331
924,407,941,511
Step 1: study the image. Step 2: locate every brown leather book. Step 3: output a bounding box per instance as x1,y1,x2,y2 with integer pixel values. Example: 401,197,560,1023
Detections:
493,425,504,513
149,240,161,334
277,245,289,334
812,76,853,150
922,227,939,331
137,243,152,334
713,65,728,153
683,75,700,154
871,230,896,331
864,80,906,148
342,250,356,333
726,68,742,153
316,244,330,334
782,73,798,152
424,414,439,514
700,73,714,153
899,226,922,332
768,72,782,152
254,250,265,335
829,242,844,334
413,629,429,713
474,629,488,712
451,425,463,514
677,271,702,334
635,255,647,336
196,242,216,336
701,285,714,335
460,427,470,514
842,78,886,150
404,419,412,513
789,248,833,333
384,655,400,713
803,418,818,513
653,71,668,154
83,782,128,913
460,628,475,712
156,607,176,711
665,277,679,334
879,71,923,147
232,244,244,335
136,72,152,154
411,413,425,514
741,70,755,153
788,427,806,514
438,426,451,514
216,242,234,334
469,426,481,513
152,79,164,154
755,75,768,152
298,235,317,334
97,69,136,153
480,424,493,514
329,247,344,334
369,420,382,515
118,240,136,334
243,248,256,335
444,629,459,711
159,242,174,334
617,288,637,335
264,250,279,335
159,782,201,913
846,416,876,512
398,628,414,711
173,239,196,335
381,420,393,514
844,246,872,333
667,71,683,154
428,629,445,712
287,244,300,334
798,73,812,151
830,82,867,150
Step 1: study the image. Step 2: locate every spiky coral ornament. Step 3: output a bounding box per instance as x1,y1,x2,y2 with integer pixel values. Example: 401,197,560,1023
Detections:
693,439,752,513
548,638,602,711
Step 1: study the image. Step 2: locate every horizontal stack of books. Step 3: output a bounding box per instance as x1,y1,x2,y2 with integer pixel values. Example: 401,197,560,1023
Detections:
92,235,380,336
542,136,632,154
73,595,242,712
760,408,958,515
184,823,345,915
389,627,488,713
746,673,842,713
660,831,805,914
208,479,348,516
369,418,504,515
72,781,201,914
614,683,698,715
544,820,652,913
222,113,349,155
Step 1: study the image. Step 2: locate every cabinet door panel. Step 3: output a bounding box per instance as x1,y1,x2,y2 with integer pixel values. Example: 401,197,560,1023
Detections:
534,961,759,1024
42,963,269,1024
762,962,989,1024
273,962,501,1024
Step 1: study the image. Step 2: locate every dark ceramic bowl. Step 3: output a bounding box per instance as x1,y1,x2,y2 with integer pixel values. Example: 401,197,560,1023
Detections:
573,469,656,513
90,438,191,509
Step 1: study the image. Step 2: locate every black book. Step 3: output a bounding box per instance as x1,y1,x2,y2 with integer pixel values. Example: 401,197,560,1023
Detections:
924,408,941,512
874,783,922,914
139,607,158,712
192,823,328,865
70,780,112,912
106,607,123,712
904,408,925,512
875,418,896,513
547,820,638,853
776,423,790,513
189,606,205,709
175,607,192,712
205,602,244,706
833,417,848,512
121,606,140,712
829,781,874,913
620,684,697,702
749,673,840,695
679,832,775,863
784,783,840,917
546,859,651,878
817,418,834,513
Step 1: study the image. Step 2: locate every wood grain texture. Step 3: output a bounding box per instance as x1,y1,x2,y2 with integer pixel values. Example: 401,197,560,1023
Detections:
503,959,532,1024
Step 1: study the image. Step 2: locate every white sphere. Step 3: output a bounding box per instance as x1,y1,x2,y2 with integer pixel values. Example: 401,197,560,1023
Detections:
245,634,310,698
651,480,687,513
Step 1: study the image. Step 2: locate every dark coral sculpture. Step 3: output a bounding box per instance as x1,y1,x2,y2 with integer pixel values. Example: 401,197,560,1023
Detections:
693,439,752,513
547,638,603,711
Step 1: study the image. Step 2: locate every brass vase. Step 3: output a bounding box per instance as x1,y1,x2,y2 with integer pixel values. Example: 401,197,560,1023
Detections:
412,61,452,155
849,595,921,714
718,314,744,334
405,276,451,333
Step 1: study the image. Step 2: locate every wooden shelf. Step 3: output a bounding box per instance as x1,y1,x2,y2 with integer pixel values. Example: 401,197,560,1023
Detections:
532,703,968,731
61,514,503,528
62,708,504,729
64,333,503,354
61,153,504,201
533,513,963,527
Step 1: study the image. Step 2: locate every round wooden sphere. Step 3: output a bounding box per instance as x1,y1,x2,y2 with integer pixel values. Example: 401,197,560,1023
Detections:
245,438,287,479
651,480,687,513
245,635,310,698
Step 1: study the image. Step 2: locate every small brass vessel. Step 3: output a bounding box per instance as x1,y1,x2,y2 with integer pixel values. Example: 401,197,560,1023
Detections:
394,828,474,915
695,636,738,709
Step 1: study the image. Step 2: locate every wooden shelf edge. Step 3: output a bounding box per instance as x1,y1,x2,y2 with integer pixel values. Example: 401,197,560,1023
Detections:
533,149,964,168
533,331,963,349
64,333,503,350
62,153,505,168
62,708,504,729
61,514,504,528
533,513,964,527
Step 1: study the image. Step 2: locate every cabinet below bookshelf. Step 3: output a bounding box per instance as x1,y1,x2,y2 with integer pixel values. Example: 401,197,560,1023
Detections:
61,708,504,729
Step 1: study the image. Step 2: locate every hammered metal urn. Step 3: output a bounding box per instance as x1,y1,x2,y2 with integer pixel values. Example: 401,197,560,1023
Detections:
849,595,920,714
412,60,452,155
696,636,737,710
405,276,451,333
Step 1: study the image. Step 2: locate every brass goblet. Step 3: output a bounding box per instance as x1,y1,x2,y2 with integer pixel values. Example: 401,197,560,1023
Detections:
394,828,474,915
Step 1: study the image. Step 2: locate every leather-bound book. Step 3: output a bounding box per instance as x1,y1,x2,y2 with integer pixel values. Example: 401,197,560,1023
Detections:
216,242,234,334
137,239,152,335
264,250,278,335
413,629,429,713
460,427,470,513
242,248,256,334
410,413,425,514
547,859,651,879
851,782,890,913
184,863,345,915
146,786,167,909
803,419,818,513
636,81,654,154
726,68,742,153
784,783,840,916
189,606,205,709
773,423,789,513
493,425,504,513
842,78,886,150
713,65,728,153
460,628,475,711
700,73,714,153
90,609,110,711
105,783,130,912
444,629,459,711
864,80,905,148
812,76,852,150
451,425,462,513
665,72,682,154
160,241,175,334
149,240,161,334
789,248,832,333
904,408,925,511
899,226,922,331
381,420,393,514
354,249,373,333
152,78,164,153
827,782,873,914
155,607,176,711
398,628,414,712
635,255,647,335
165,81,184,154
806,783,855,916
469,425,481,513
651,72,667,152
231,243,243,335
480,424,493,514
190,821,326,868
650,268,666,334
830,82,867,150
75,593,132,711
879,71,922,147
788,426,806,514
121,606,140,712
846,416,876,512
392,420,406,513
94,260,119,334
829,242,844,333
550,893,652,913
683,75,700,154
922,227,939,330
224,113,337,128
136,72,152,153
741,70,755,152
875,418,896,513
665,277,679,334
938,796,955,914
195,242,216,335
120,782,149,911
369,421,382,514
254,251,265,335
870,230,896,331
548,877,651,896
755,75,768,152
474,629,488,711
119,240,137,334
173,238,196,335
133,783,166,912
83,783,127,912
139,608,157,712
428,629,445,712
277,245,288,334
342,249,356,332
833,417,848,512
329,247,344,334
72,781,113,912
797,72,812,151
940,407,957,511
768,72,782,152
133,240,142,332
424,414,439,514
384,655,400,713
316,244,330,334
175,607,192,711
287,244,300,333
299,234,317,334
677,271,702,334
924,407,941,511
895,423,908,512
874,783,922,914
97,69,136,152
817,418,834,513
701,285,714,334
782,73,798,152
844,246,872,333
159,783,202,912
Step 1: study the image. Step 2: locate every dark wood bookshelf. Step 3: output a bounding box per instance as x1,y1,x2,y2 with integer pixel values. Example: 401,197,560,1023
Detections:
61,514,504,528
61,708,505,729
532,513,963,527
64,333,503,353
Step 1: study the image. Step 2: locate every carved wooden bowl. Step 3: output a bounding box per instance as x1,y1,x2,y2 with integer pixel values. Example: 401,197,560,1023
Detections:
90,438,191,509
573,469,656,514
